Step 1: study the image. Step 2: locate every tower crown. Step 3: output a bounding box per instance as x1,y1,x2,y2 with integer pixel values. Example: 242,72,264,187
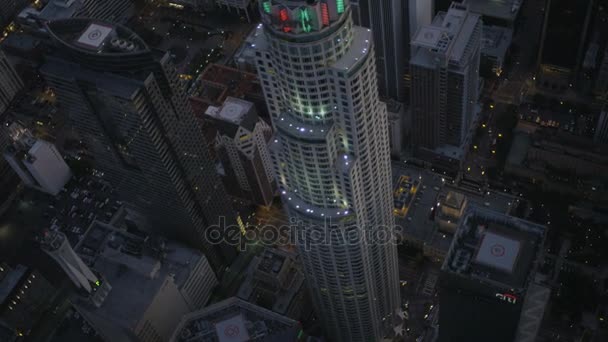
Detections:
259,0,349,35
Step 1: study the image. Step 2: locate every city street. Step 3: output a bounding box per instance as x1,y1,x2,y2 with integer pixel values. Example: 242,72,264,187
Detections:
398,249,440,342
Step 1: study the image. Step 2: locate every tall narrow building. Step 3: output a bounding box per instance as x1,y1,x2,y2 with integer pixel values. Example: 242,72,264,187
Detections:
350,0,432,101
41,19,237,274
0,50,23,217
4,123,72,196
0,50,23,115
205,97,276,206
410,3,481,150
254,1,400,341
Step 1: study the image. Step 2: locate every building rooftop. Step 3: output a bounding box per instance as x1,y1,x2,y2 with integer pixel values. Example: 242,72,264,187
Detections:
237,249,306,317
46,18,148,57
442,207,546,289
257,249,287,275
0,32,42,52
38,0,82,22
233,26,260,67
0,264,27,305
170,297,300,342
74,23,114,51
74,220,211,330
189,64,264,116
411,4,481,69
482,25,513,59
466,0,522,22
444,191,466,210
331,27,372,73
474,231,521,272
206,97,253,126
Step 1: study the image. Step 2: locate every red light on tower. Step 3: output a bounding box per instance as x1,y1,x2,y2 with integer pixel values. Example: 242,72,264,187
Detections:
279,8,289,22
279,8,291,32
321,3,330,26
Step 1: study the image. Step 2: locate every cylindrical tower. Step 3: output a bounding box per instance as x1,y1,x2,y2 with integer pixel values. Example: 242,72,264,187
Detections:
254,1,400,340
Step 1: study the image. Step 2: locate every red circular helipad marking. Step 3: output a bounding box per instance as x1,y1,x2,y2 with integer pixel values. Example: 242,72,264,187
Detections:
88,30,102,40
224,325,240,337
491,244,505,257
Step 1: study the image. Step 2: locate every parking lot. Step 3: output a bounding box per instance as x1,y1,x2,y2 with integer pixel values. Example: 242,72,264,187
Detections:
391,161,520,247
393,175,419,218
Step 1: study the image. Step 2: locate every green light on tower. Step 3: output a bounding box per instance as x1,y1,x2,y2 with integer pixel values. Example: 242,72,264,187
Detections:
300,7,312,32
263,1,271,13
336,0,345,14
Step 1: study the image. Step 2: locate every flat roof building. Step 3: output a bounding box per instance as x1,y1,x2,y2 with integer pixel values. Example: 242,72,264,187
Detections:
0,50,23,115
18,0,133,27
205,97,276,206
237,249,309,320
439,206,549,342
481,25,513,77
436,0,523,26
189,63,266,119
4,123,71,196
0,264,56,337
72,219,218,342
410,3,481,156
42,18,238,274
170,297,301,342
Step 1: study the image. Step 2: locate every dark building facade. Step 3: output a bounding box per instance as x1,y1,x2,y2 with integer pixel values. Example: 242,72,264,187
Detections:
41,19,237,274
439,207,548,342
537,0,594,91
205,97,276,206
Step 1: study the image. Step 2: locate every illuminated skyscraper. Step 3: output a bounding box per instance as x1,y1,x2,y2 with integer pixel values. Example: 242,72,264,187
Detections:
254,1,400,340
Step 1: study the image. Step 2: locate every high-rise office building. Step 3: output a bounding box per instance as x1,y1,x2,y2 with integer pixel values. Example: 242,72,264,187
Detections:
0,50,23,115
594,110,608,144
37,0,133,23
205,97,276,206
254,1,400,341
350,0,432,101
0,51,23,214
73,220,219,342
4,123,72,196
170,297,301,342
41,231,109,300
0,0,28,29
41,19,237,274
0,264,56,337
410,2,481,150
439,207,549,342
537,0,593,91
